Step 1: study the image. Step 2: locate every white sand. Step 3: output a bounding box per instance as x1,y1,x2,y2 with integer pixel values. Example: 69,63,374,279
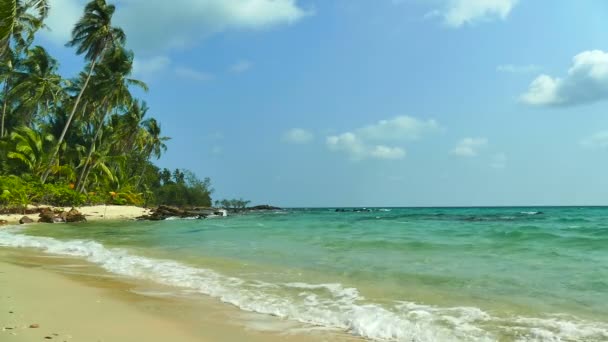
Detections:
0,205,152,226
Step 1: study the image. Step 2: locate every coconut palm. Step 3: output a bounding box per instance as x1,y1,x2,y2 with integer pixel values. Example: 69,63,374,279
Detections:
42,0,125,183
1,0,48,53
10,45,64,125
0,0,16,45
135,117,169,189
75,47,147,192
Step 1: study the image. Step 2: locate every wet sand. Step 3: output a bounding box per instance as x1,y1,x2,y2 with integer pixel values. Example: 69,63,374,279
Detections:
0,248,360,342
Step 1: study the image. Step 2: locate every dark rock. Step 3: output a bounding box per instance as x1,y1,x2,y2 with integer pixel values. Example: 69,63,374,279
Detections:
38,208,55,223
0,220,8,226
248,205,282,211
29,324,39,328
65,208,86,223
137,205,211,221
19,216,34,224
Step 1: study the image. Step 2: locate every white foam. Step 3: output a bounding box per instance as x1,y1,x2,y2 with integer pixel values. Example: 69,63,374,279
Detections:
1,229,607,342
520,211,541,215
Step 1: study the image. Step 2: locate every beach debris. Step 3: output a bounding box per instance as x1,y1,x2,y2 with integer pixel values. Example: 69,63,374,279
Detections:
29,324,40,328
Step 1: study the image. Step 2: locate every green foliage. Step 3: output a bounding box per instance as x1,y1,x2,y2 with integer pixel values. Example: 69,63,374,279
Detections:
153,168,213,207
0,1,219,211
215,198,251,210
0,175,85,209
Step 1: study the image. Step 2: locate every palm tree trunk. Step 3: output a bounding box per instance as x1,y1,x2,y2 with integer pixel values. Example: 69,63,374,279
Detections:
41,58,98,184
1,80,9,138
135,142,151,190
76,109,109,193
79,155,98,194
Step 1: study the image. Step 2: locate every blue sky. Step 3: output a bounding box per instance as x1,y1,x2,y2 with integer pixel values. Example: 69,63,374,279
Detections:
38,0,608,207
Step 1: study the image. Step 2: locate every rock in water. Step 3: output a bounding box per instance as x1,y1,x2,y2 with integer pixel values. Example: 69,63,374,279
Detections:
19,216,34,224
0,220,8,226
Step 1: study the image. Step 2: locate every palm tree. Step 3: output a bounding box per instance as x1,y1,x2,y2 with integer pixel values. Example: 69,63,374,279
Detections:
135,117,169,189
10,45,64,125
75,47,147,192
0,0,16,46
42,0,125,183
1,0,48,52
0,48,20,137
7,125,54,176
1,0,49,137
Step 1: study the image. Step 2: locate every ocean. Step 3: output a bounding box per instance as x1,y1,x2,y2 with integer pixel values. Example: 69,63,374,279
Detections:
1,207,607,341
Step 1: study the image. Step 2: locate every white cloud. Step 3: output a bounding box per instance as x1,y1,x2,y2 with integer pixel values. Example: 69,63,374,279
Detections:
230,60,253,73
369,145,407,160
43,0,308,53
490,153,507,169
133,56,172,77
581,131,608,149
283,128,314,144
521,50,608,107
432,0,518,27
326,115,436,161
40,0,81,45
327,133,406,161
174,67,214,81
358,115,441,142
497,64,539,73
451,137,488,157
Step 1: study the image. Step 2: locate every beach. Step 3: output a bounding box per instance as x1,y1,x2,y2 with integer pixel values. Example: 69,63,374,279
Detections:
1,207,608,341
0,247,357,342
0,205,152,226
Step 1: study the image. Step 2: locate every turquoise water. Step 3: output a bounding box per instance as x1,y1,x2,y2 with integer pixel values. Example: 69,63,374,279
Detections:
1,207,608,341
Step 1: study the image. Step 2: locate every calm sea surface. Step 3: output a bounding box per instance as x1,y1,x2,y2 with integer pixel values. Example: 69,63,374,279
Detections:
1,207,607,341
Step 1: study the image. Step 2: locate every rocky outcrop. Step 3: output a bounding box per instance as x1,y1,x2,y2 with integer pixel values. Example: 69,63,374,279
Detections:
38,208,86,223
248,205,282,211
19,216,34,224
66,208,87,223
137,205,227,221
38,208,55,223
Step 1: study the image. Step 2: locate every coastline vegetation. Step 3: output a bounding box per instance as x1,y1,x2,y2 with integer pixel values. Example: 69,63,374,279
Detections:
0,0,213,210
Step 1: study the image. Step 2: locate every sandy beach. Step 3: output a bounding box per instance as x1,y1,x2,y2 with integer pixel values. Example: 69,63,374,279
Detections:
0,246,359,342
0,205,152,226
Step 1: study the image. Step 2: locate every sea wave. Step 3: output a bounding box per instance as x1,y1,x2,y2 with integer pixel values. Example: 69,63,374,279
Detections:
1,229,607,342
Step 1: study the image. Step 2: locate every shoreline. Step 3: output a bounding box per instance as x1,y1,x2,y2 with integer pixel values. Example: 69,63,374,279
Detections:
0,247,359,342
0,205,152,226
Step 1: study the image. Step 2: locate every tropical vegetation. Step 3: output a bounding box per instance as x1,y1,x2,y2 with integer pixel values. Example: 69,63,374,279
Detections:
0,0,213,209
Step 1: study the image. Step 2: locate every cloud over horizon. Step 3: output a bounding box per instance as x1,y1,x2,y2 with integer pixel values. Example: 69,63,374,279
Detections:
326,115,439,161
521,50,608,107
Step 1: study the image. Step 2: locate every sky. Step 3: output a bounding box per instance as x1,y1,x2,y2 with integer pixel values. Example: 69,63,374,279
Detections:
36,0,608,207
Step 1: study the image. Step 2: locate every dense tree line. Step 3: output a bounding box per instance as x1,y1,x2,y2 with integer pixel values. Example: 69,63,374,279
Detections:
0,0,212,209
